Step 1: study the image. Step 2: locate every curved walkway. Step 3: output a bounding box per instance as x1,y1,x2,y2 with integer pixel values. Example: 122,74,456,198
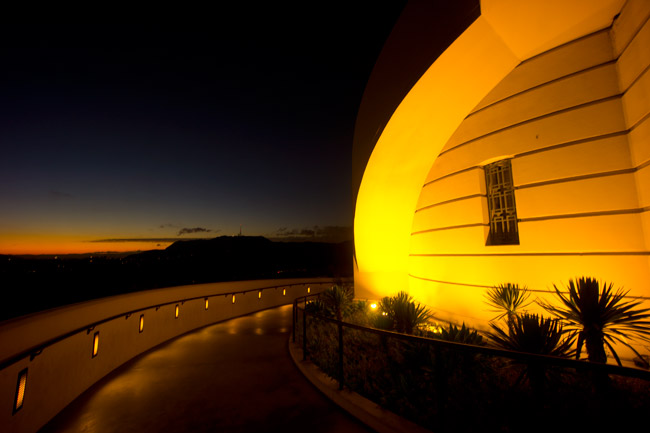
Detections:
39,305,373,433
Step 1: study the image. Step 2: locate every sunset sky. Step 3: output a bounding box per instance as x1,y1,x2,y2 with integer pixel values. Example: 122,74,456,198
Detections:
0,4,406,254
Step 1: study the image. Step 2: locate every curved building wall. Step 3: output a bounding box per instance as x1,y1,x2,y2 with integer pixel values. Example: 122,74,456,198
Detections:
0,278,337,433
408,1,650,330
354,0,649,363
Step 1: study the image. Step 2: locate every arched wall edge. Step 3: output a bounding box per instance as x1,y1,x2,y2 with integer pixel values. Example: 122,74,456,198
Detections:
353,0,628,301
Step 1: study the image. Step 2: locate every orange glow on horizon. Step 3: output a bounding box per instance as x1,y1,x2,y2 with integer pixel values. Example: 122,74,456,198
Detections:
0,234,174,255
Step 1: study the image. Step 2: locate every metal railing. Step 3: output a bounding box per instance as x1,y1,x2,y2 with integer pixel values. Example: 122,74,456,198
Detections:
292,294,650,432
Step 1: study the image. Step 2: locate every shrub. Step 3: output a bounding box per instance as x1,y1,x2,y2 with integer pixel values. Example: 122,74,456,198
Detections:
437,322,485,346
484,283,531,322
378,291,433,334
538,277,650,365
487,313,575,358
317,284,354,321
487,313,575,392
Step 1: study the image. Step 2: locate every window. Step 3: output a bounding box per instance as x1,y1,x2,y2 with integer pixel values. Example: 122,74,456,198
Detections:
485,159,519,245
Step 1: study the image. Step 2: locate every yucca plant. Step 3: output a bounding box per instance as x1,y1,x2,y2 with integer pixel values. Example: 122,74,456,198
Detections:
487,313,575,392
319,284,354,321
487,313,575,358
379,291,433,334
538,277,650,366
484,283,531,322
437,322,485,346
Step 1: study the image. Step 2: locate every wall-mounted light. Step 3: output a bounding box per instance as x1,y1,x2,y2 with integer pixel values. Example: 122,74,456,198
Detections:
205,298,209,310
258,291,262,299
175,304,179,318
92,332,99,358
232,294,236,304
307,287,311,294
283,288,286,296
139,314,144,333
13,368,27,414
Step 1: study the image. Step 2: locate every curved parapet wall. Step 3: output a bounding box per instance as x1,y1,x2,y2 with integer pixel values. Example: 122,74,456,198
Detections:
354,0,649,351
0,278,340,433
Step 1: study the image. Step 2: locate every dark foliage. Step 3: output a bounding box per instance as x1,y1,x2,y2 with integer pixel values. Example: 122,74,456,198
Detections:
538,277,650,365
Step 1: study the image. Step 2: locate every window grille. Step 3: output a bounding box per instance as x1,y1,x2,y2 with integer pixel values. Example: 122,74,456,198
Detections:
485,159,519,245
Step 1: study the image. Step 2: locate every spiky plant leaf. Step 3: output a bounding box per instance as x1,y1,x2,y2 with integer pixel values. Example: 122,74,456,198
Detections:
487,313,576,358
538,277,650,365
378,291,433,334
319,285,354,321
484,283,531,322
439,323,485,346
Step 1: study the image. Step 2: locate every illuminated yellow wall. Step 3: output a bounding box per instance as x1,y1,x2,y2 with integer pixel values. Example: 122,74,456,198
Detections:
355,0,649,354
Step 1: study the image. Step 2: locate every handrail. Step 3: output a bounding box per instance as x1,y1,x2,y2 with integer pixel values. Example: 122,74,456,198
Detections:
294,302,650,383
0,280,329,371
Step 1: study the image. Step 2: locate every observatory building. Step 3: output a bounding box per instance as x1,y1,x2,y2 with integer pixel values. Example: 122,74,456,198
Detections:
353,0,650,330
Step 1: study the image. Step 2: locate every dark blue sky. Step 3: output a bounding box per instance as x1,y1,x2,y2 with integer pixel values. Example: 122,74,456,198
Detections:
0,4,405,254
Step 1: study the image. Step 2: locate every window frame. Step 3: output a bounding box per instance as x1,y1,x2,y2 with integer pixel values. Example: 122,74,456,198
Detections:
484,159,520,246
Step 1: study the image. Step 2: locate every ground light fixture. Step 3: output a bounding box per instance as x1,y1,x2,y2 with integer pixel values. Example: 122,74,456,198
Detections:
139,314,144,333
92,332,99,357
13,368,27,413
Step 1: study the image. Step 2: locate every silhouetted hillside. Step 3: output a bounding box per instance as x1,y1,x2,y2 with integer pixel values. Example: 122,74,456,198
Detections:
0,236,353,321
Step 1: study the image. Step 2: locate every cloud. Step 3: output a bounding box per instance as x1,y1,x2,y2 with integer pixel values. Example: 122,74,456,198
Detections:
90,238,184,243
177,227,217,236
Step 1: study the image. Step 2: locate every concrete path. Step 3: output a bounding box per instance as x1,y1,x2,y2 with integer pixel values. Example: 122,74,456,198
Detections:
39,305,373,433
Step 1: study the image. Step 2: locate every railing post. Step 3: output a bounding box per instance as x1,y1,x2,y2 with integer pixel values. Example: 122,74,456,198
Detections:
302,306,308,361
292,299,296,343
338,321,344,390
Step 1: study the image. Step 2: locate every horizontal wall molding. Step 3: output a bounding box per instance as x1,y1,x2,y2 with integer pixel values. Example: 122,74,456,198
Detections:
423,166,481,188
411,207,650,236
415,193,485,213
630,108,650,133
519,27,611,70
616,8,650,59
514,130,628,159
468,60,618,118
519,206,650,223
515,167,636,190
422,128,646,188
623,53,650,95
409,273,552,294
468,16,648,121
411,222,487,236
408,273,650,300
410,251,650,257
440,94,622,157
